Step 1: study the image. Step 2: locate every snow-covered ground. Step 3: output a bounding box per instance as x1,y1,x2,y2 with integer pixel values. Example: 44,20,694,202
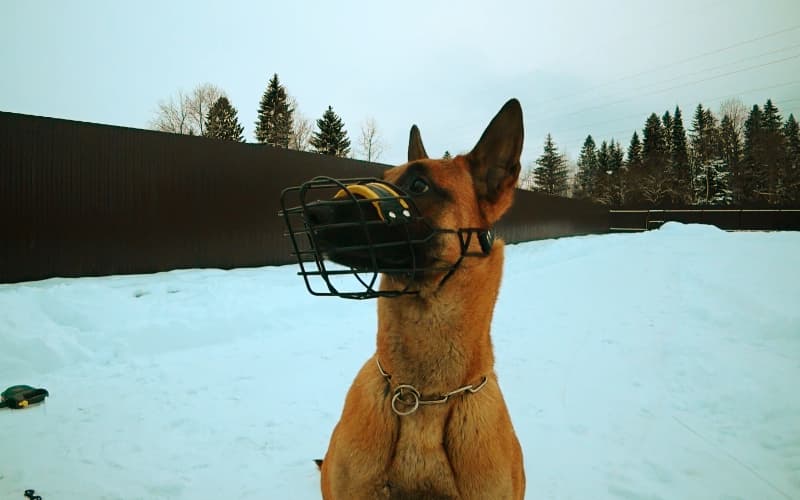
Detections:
1,223,799,500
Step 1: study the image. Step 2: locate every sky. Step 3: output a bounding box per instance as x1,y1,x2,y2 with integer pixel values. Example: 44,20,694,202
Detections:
2,223,799,498
2,0,800,169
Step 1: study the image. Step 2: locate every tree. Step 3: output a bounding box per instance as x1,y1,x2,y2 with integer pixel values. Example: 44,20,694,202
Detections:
693,159,732,205
443,151,452,159
640,113,670,204
203,96,245,142
690,104,722,204
662,110,673,159
742,105,765,204
719,114,743,203
718,98,748,141
782,114,800,203
533,134,569,196
255,74,293,147
150,83,225,136
357,117,386,162
624,131,644,204
310,106,351,157
670,106,691,203
575,135,598,199
759,99,784,204
287,97,312,152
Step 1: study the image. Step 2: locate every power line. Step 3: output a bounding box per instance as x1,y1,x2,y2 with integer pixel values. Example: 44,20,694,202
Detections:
547,80,800,138
529,24,800,108
536,54,800,123
539,80,800,154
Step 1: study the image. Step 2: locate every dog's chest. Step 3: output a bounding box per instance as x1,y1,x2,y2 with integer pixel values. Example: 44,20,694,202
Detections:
384,412,460,499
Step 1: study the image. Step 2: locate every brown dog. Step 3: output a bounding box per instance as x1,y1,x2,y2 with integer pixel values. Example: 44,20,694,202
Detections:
318,100,525,499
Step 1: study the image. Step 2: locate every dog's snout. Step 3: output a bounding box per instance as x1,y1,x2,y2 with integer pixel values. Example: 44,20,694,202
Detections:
306,202,335,226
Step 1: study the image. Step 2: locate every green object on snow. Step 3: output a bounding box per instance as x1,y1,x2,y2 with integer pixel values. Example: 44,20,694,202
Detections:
0,385,49,409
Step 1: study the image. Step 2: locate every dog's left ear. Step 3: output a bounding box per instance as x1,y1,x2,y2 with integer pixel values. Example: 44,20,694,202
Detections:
466,99,523,224
408,125,429,162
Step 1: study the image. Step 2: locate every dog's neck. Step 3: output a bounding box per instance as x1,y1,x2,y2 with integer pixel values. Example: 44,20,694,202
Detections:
375,241,505,394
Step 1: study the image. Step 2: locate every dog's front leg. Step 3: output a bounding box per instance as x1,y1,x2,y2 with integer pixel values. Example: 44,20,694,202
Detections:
321,356,397,499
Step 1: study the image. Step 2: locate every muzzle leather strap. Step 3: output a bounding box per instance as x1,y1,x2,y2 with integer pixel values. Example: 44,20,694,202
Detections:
334,183,413,225
435,227,494,288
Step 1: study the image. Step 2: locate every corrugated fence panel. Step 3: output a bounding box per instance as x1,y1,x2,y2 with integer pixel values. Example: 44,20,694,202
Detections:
1,112,609,284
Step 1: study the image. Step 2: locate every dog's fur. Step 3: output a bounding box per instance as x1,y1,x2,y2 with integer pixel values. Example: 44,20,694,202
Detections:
318,100,525,499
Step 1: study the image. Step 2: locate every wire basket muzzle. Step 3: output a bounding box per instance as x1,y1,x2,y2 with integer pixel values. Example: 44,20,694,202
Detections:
279,176,437,299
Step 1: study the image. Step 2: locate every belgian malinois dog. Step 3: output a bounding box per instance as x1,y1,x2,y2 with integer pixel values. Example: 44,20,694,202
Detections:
306,100,525,499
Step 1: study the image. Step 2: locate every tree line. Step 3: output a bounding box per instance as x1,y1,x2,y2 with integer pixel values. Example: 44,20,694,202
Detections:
149,75,385,161
527,98,800,207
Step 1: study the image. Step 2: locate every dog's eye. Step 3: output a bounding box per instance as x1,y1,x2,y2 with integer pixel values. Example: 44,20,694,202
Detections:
409,178,430,194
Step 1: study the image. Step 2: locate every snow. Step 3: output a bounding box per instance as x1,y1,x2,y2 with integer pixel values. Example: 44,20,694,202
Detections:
1,223,799,499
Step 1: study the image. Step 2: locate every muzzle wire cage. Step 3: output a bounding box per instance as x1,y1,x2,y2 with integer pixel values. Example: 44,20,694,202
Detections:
279,176,437,299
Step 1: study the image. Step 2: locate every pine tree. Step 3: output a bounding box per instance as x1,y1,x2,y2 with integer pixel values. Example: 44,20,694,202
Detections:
624,131,644,205
640,113,670,204
642,113,667,171
255,74,294,147
608,139,625,206
690,104,721,204
662,110,673,159
670,106,690,203
627,131,643,169
443,150,452,159
533,134,569,196
310,106,351,157
719,114,743,203
575,135,598,199
742,105,764,204
693,159,732,205
760,99,784,204
203,97,245,142
782,114,800,203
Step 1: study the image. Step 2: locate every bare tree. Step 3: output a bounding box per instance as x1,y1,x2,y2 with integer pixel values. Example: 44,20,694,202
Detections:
150,83,225,136
288,96,312,151
718,98,748,140
358,117,386,162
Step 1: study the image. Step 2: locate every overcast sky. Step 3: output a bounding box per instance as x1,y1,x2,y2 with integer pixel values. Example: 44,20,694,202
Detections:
2,0,799,170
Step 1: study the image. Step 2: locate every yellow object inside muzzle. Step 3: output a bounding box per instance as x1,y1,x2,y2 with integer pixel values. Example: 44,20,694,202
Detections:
334,183,410,222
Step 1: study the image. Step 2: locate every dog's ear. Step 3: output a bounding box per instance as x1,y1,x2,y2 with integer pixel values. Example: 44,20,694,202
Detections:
466,99,523,224
408,125,429,162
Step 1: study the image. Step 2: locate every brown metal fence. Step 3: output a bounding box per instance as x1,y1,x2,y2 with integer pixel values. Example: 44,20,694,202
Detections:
1,112,608,284
609,209,800,232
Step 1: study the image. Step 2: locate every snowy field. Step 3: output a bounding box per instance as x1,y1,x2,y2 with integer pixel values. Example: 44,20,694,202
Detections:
1,223,799,500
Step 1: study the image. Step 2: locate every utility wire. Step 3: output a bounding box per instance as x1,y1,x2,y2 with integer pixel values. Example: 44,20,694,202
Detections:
529,24,800,108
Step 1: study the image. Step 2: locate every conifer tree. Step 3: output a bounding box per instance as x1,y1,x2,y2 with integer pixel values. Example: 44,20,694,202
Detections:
662,110,673,159
203,96,245,142
624,131,644,205
443,150,452,159
608,139,626,206
760,99,784,204
690,104,721,204
627,131,643,169
670,106,690,203
255,74,294,147
782,114,800,203
640,113,670,204
533,134,569,196
575,135,598,199
719,114,744,203
642,113,667,171
742,105,764,204
310,106,351,157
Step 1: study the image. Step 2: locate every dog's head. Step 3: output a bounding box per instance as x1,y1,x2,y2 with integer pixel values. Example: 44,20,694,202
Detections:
303,99,523,289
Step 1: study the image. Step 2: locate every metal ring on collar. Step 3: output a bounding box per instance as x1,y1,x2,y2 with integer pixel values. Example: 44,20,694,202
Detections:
391,385,421,416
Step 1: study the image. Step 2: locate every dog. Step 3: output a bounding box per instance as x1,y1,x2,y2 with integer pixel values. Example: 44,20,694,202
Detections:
312,99,525,499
